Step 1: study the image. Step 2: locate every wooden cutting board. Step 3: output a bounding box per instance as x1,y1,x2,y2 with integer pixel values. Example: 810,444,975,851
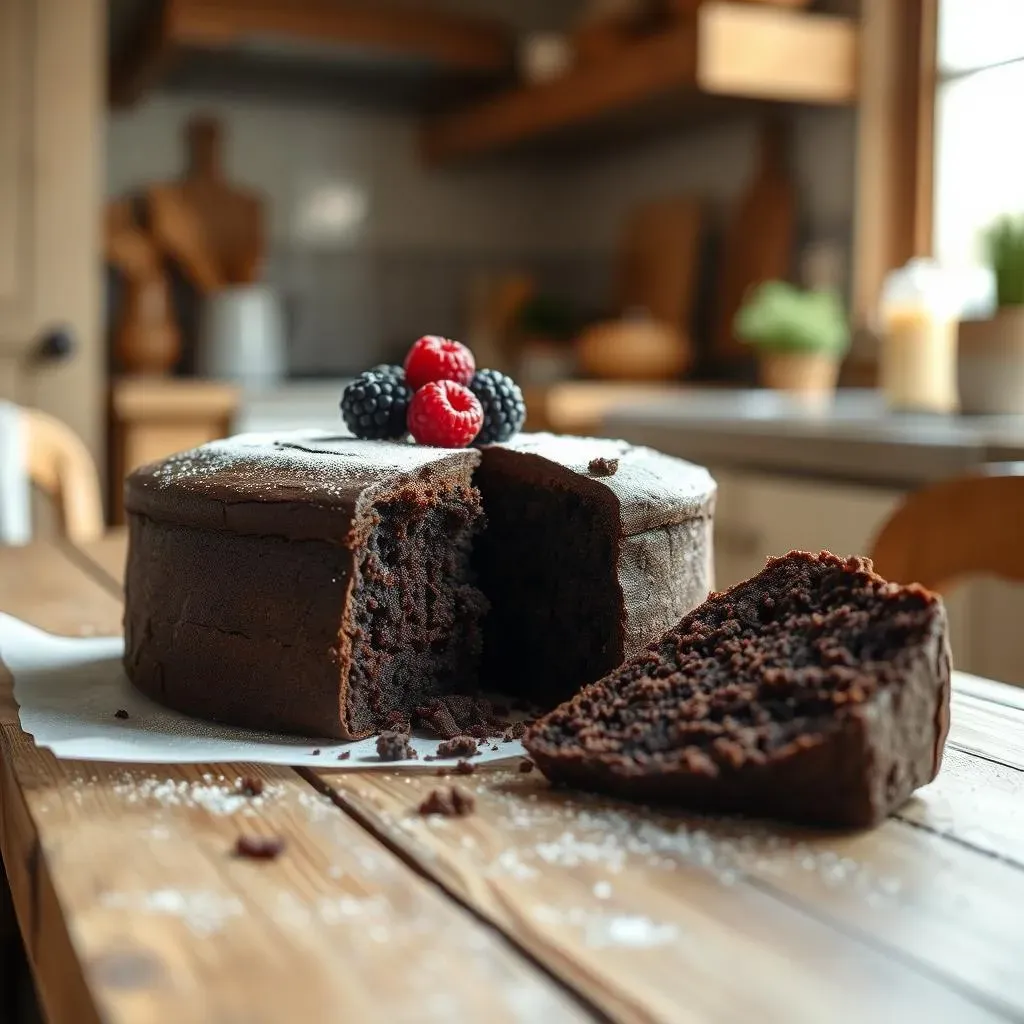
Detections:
146,182,223,294
165,116,266,286
713,117,796,364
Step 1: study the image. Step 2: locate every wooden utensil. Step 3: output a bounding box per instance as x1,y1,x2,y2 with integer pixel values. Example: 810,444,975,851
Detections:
173,116,265,285
618,196,702,333
713,117,796,365
147,183,223,294
104,199,181,376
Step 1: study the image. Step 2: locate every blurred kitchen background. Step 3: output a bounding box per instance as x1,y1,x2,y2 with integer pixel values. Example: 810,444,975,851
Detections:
7,0,1024,683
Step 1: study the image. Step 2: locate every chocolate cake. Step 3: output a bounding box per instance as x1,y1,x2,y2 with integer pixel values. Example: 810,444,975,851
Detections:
523,552,951,828
123,431,714,739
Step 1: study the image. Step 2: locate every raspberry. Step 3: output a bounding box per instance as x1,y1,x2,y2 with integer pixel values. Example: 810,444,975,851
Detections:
469,369,526,444
340,368,412,440
407,381,483,448
404,336,475,391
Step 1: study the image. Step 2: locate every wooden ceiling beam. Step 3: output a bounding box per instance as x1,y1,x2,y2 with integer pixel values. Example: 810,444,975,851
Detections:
109,0,512,109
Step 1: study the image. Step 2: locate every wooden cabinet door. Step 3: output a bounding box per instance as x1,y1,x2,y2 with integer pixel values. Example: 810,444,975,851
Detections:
0,0,103,462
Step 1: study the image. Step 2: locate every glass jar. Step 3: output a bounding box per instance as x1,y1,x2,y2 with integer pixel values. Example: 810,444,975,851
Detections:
879,259,961,414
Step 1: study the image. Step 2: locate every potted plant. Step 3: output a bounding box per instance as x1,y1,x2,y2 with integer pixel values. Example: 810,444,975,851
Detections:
734,281,849,394
958,216,1024,414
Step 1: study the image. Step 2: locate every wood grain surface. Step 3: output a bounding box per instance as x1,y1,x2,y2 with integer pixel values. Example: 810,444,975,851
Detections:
0,543,589,1023
2,535,1024,1023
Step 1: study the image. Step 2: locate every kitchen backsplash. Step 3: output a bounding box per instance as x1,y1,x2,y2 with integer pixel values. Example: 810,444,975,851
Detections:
107,87,854,375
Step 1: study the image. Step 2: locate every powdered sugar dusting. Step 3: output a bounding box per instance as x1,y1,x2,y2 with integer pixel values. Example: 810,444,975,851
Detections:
405,774,907,922
107,771,286,816
100,888,244,937
143,430,478,501
499,432,715,529
532,905,680,950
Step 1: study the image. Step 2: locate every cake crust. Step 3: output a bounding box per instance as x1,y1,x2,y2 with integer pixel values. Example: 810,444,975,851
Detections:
524,551,951,828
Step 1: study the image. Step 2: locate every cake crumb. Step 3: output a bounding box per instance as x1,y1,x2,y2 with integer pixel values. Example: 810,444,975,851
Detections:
437,735,479,759
455,759,477,775
237,775,264,797
418,786,476,817
114,709,129,720
337,751,351,761
234,835,285,860
503,722,527,742
490,744,499,751
589,456,619,477
519,759,535,773
311,749,321,756
382,711,411,734
377,731,416,761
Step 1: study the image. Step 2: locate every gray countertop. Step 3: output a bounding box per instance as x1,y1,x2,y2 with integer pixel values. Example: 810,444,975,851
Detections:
604,389,1024,488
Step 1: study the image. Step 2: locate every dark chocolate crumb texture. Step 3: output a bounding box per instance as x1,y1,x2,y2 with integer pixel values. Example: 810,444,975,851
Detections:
123,430,714,739
524,552,951,828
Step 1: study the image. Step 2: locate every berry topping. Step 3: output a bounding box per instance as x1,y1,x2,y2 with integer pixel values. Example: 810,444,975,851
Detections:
407,381,484,448
369,363,404,379
469,369,526,444
404,335,475,391
340,368,412,440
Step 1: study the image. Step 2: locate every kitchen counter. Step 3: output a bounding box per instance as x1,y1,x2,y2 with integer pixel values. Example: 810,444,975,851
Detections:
605,389,1024,486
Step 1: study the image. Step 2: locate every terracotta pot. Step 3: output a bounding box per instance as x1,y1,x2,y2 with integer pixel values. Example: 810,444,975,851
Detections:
758,351,839,394
958,308,1024,414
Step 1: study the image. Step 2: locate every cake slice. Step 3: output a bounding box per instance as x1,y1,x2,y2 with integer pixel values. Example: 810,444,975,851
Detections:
523,551,951,827
124,434,487,739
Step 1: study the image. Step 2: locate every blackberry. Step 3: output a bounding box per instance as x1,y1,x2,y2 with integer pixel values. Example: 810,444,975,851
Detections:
340,368,412,440
369,363,403,379
469,369,525,444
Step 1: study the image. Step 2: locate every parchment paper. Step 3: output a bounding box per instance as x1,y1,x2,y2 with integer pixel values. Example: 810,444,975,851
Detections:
0,613,525,767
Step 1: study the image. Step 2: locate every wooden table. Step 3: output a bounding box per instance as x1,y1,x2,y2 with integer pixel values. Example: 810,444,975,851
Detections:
3,535,1024,1023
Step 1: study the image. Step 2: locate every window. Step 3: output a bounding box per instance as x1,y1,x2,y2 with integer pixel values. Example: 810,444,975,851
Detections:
934,0,1024,269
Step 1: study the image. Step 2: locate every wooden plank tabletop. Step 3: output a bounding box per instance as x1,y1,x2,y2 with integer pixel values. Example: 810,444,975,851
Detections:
3,533,1024,1024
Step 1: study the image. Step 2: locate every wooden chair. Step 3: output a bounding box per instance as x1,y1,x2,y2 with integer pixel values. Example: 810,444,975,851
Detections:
22,407,104,546
870,464,1024,592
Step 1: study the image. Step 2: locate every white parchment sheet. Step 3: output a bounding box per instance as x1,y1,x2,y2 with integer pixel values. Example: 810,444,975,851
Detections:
0,613,525,767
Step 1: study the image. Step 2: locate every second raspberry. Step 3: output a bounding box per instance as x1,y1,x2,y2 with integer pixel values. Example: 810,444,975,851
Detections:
404,335,476,391
407,381,484,448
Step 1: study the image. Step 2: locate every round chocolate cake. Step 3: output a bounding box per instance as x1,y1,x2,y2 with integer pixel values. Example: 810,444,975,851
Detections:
123,431,715,739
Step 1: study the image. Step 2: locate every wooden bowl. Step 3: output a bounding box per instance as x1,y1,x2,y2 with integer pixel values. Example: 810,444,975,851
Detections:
576,318,691,380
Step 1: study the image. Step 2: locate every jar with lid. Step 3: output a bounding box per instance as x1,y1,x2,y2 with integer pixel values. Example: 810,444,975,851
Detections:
878,259,961,413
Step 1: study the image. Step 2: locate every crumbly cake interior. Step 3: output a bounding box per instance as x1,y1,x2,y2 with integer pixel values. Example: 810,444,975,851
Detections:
527,552,940,771
345,484,487,736
473,459,622,706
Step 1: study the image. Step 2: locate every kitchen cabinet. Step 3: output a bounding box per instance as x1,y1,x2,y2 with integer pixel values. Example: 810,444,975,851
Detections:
707,466,1024,684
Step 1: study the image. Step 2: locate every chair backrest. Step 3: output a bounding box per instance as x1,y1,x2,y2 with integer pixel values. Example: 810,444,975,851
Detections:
869,464,1024,592
22,407,104,545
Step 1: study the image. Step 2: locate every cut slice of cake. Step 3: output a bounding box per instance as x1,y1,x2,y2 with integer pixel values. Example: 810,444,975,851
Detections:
523,551,951,828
